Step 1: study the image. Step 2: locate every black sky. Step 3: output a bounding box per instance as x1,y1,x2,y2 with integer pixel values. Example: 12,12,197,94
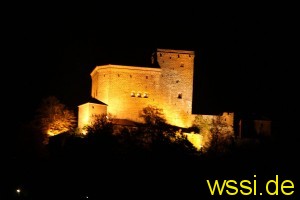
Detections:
4,5,296,134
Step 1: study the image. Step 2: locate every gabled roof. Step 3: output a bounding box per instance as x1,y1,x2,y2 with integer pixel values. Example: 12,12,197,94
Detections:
78,97,107,106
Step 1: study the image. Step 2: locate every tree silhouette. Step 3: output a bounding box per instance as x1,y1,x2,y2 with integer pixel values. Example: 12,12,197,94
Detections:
138,105,197,159
139,105,166,126
34,96,76,143
193,115,234,154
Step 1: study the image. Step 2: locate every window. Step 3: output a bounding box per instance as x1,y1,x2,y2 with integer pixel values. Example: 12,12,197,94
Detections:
176,80,179,83
130,75,132,78
143,93,148,98
131,92,135,97
160,53,162,57
180,63,184,67
178,54,180,58
178,93,182,99
146,76,148,79
137,92,142,97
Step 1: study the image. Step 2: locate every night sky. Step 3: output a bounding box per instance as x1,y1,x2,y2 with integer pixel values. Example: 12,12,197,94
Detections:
4,5,296,138
1,5,298,199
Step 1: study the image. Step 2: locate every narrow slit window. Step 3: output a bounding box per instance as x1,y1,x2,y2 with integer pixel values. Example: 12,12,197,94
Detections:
178,93,182,99
131,92,135,97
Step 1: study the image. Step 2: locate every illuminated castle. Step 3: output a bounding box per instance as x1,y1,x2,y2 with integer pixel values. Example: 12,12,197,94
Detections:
78,49,195,129
78,48,233,132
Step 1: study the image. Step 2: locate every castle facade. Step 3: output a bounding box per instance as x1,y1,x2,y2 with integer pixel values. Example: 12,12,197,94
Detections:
79,49,196,128
78,48,233,134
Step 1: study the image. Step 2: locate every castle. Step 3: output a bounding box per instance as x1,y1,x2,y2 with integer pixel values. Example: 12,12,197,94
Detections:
78,48,234,148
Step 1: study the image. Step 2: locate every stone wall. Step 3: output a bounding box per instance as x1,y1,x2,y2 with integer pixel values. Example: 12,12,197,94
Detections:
156,49,195,127
78,103,107,131
91,65,161,122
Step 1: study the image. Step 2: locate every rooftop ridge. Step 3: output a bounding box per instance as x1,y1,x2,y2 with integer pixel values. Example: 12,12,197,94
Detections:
157,48,195,54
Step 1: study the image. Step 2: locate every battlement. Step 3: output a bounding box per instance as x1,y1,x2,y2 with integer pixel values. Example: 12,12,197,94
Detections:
157,48,195,55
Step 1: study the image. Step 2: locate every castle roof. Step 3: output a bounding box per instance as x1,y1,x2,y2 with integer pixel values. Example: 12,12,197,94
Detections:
78,97,107,106
91,64,161,77
157,48,195,55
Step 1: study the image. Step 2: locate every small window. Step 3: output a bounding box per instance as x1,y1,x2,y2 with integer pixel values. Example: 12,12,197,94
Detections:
104,75,105,77
176,80,179,83
180,63,184,67
178,93,182,99
131,92,135,97
160,53,162,57
143,93,148,98
118,74,120,77
137,92,142,97
146,76,148,79
170,57,172,59
130,75,132,78
178,54,180,58
92,106,94,109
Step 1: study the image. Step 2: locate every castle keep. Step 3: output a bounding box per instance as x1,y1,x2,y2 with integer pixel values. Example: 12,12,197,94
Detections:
79,48,197,129
78,48,234,136
75,47,275,150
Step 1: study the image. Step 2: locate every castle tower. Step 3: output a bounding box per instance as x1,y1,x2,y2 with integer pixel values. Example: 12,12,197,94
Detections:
78,48,196,130
156,49,195,127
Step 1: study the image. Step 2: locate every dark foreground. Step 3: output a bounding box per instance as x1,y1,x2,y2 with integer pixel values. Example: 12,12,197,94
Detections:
1,137,299,200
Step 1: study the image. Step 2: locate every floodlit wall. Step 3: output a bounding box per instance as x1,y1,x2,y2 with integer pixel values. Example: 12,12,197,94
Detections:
78,103,107,131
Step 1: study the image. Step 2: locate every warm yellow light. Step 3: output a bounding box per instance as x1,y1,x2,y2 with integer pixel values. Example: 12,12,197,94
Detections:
47,128,69,136
184,132,203,151
16,189,21,193
47,130,55,136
